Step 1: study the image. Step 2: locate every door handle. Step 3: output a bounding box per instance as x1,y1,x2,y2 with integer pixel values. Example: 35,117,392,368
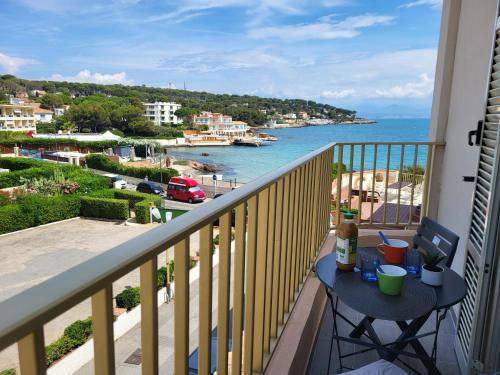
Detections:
468,120,483,146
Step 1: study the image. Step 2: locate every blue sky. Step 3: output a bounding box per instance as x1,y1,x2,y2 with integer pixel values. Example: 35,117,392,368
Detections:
0,0,442,118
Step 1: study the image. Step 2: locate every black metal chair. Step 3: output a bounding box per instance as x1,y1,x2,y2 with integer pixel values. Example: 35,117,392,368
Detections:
412,216,460,267
411,216,460,368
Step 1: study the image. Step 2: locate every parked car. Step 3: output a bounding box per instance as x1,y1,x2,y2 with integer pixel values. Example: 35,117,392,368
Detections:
103,173,127,189
167,177,206,203
136,181,164,195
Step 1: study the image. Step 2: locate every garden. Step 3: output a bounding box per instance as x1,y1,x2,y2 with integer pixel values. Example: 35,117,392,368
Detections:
0,157,165,234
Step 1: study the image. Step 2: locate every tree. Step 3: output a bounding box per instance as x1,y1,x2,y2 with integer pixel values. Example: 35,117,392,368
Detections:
332,162,348,180
40,93,72,110
174,107,199,128
127,117,159,136
65,103,110,133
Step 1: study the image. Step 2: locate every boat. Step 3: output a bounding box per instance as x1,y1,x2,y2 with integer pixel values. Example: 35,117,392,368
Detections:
257,133,279,141
233,138,263,147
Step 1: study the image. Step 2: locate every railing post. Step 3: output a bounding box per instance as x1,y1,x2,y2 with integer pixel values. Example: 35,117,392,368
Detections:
264,183,276,352
140,258,159,375
199,224,213,375
91,285,115,375
217,212,232,375
421,144,434,219
252,188,269,372
271,179,284,337
280,174,291,321
336,145,343,225
383,144,391,224
18,327,46,375
244,196,258,375
232,203,247,375
174,239,190,374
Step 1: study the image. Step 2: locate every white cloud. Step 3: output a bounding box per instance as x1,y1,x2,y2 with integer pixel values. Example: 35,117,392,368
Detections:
158,47,308,73
374,73,434,98
146,0,302,24
0,52,35,74
248,13,395,40
321,89,356,98
49,70,132,84
400,0,442,9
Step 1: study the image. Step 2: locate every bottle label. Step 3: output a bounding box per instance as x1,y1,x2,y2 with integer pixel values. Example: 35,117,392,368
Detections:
336,236,357,265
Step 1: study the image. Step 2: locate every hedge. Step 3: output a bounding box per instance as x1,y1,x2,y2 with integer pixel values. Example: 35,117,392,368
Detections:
116,287,140,310
85,154,179,184
0,195,81,234
0,157,46,171
80,197,129,220
88,189,161,224
45,318,93,366
0,138,118,148
0,369,16,375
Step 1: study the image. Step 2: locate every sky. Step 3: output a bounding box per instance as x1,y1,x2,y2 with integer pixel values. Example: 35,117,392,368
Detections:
0,0,443,118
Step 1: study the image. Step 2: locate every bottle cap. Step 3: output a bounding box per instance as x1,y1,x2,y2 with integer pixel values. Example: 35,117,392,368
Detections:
344,212,354,219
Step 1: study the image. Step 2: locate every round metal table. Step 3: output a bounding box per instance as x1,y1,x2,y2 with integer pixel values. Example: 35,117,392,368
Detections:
315,250,467,374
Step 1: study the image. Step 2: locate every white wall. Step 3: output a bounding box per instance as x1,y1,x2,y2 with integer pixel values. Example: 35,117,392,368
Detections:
429,0,498,273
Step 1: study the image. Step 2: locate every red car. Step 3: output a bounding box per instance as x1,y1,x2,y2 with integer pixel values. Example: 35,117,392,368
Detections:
167,177,206,203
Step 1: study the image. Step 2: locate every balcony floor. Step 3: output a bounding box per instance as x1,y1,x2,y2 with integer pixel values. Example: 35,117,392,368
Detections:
307,294,461,374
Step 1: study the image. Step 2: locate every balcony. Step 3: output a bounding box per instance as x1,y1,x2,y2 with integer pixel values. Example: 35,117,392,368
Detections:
0,141,464,374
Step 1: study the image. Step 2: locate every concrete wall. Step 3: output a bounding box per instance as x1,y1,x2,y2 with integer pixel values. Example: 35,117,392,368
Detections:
428,0,498,274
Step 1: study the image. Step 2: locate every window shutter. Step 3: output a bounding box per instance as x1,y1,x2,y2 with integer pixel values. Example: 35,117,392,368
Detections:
455,15,500,373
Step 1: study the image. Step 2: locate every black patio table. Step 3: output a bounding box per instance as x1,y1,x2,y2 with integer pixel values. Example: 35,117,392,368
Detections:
315,249,466,375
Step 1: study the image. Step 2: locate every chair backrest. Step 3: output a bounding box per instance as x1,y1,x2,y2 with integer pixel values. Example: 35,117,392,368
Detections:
412,216,460,267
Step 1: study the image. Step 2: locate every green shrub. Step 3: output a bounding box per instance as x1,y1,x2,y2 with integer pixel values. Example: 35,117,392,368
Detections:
63,318,93,346
157,267,167,289
70,173,109,193
114,189,157,209
0,167,54,189
0,204,33,234
17,195,81,226
88,188,116,199
45,336,75,366
80,197,129,220
0,368,16,375
116,287,140,310
135,197,161,224
0,157,45,171
85,154,178,184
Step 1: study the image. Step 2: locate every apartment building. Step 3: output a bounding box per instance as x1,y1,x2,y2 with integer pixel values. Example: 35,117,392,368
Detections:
193,111,248,137
34,108,54,123
0,104,37,132
143,102,182,125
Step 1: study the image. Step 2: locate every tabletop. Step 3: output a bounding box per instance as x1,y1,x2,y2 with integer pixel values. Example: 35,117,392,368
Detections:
315,249,466,314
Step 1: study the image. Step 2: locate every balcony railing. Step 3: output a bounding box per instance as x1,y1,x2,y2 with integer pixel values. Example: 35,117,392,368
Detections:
0,140,443,374
0,143,333,374
332,142,443,227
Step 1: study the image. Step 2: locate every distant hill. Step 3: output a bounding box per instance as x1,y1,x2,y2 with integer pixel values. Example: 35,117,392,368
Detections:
0,75,357,127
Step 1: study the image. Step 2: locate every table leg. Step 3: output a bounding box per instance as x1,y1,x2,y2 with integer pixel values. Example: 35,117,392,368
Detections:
349,316,375,338
361,319,387,359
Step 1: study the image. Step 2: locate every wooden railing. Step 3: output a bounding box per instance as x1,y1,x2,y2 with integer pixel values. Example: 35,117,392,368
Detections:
0,143,333,375
332,142,443,227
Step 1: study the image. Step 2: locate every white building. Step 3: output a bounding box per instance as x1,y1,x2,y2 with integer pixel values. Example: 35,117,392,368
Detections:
0,104,37,132
34,108,54,123
143,102,182,125
33,130,121,142
54,107,66,117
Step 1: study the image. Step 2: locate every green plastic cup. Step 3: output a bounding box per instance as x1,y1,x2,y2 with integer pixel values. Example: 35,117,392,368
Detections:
377,265,407,295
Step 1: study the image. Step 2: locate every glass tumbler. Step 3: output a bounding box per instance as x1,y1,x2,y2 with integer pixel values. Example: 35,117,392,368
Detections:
406,249,421,275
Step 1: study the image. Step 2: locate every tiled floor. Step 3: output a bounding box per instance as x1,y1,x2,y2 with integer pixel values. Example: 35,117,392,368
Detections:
307,296,461,374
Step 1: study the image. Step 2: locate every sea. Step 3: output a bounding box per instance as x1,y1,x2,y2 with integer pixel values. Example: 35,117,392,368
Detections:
167,119,430,183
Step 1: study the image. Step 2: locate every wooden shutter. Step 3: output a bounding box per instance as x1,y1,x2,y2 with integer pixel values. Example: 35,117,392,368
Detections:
455,14,500,374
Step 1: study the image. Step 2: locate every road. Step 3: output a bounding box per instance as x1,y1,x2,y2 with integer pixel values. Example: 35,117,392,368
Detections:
88,168,214,210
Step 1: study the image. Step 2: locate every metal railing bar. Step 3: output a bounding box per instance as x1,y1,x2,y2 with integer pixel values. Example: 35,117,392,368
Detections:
408,144,419,226
370,145,378,225
335,141,445,146
263,183,276,352
174,239,190,374
396,145,405,225
383,145,391,224
18,327,46,375
231,204,246,375
92,285,115,375
282,173,292,316
243,196,258,375
348,145,354,211
217,212,232,375
357,145,365,222
271,179,284,336
252,188,269,371
199,223,213,375
140,258,159,375
336,145,343,225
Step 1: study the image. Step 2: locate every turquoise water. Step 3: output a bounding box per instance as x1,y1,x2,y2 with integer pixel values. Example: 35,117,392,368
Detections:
168,119,430,183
